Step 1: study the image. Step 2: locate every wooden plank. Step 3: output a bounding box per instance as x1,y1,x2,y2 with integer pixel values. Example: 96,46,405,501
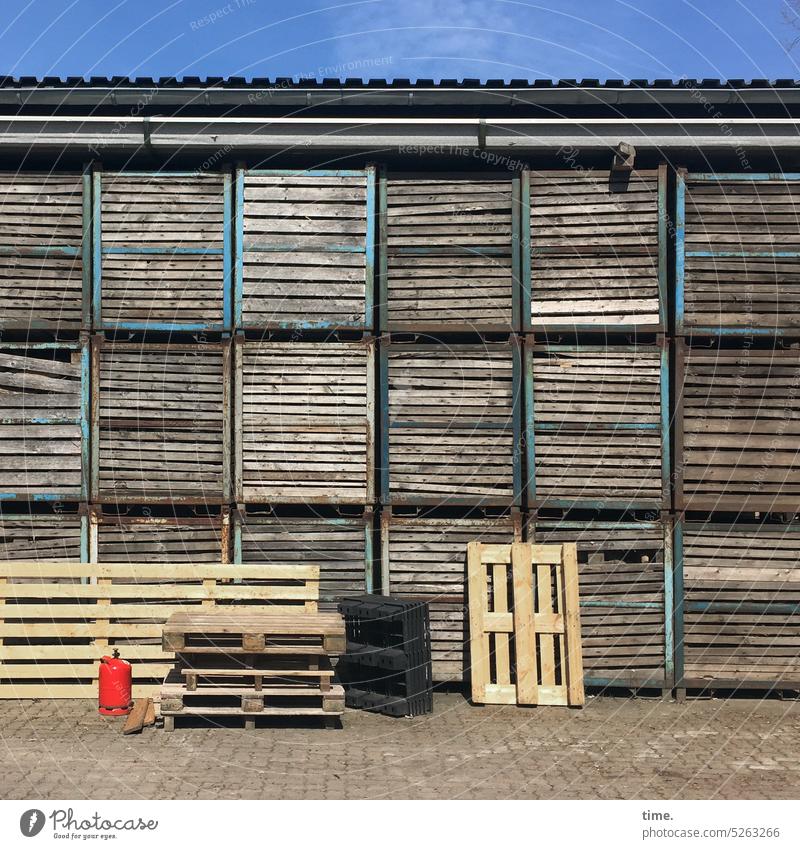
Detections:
561,543,585,707
467,541,490,703
0,561,319,579
122,698,151,735
511,542,538,705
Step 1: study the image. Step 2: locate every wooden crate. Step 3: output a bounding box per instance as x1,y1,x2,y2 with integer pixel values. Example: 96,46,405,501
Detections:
237,511,371,603
681,520,800,689
383,341,520,505
680,173,800,332
0,343,88,501
237,340,373,503
93,341,230,503
238,168,373,330
0,561,321,698
95,171,228,331
525,167,664,330
0,171,86,331
677,342,800,511
528,343,666,509
92,511,229,563
380,512,521,681
0,510,84,561
533,517,670,690
383,173,516,331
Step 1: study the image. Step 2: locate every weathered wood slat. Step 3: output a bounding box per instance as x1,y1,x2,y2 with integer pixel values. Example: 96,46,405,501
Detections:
386,174,513,328
681,347,800,504
240,514,369,604
97,343,226,500
529,169,660,328
533,348,663,504
388,345,516,503
242,171,369,327
0,347,84,498
239,341,371,502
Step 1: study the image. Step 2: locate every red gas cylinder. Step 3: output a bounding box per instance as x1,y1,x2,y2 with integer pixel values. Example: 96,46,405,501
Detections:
98,649,133,716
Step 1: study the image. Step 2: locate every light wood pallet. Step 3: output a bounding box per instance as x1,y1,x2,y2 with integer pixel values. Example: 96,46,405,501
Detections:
467,542,584,707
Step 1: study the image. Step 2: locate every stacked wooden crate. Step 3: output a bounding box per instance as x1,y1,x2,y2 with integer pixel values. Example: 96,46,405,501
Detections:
523,165,672,693
232,166,376,603
378,170,522,682
674,170,800,695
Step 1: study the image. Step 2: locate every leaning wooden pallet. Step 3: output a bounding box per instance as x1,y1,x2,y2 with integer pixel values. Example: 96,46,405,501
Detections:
467,541,584,707
159,609,346,730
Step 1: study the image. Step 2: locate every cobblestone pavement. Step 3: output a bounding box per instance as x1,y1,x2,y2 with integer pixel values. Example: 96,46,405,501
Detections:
1,693,800,800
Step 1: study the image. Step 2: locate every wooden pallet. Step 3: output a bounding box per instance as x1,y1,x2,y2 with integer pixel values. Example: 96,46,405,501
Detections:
467,542,584,707
160,669,344,715
178,654,335,691
683,521,800,687
161,611,346,654
679,343,800,508
683,176,800,329
0,561,321,698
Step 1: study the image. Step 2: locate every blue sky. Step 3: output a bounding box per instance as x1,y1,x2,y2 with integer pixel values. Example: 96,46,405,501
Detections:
0,0,798,82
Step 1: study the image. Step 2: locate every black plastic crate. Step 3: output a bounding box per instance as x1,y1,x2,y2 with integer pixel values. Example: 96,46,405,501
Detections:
337,594,433,717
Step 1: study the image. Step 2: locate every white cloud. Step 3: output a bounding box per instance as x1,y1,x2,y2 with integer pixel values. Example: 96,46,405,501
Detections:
330,0,550,79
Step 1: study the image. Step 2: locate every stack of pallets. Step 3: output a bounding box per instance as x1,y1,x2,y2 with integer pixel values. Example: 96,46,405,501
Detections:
159,611,346,730
337,595,433,717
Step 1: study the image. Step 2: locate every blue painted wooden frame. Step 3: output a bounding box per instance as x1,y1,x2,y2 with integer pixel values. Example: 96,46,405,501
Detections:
0,339,89,503
519,168,531,333
93,169,231,333
234,166,375,332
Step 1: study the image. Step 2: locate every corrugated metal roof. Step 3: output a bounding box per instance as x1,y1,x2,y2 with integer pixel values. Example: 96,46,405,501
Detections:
0,76,797,88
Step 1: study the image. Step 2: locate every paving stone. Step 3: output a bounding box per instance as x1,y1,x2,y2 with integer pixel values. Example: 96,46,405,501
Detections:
1,694,800,798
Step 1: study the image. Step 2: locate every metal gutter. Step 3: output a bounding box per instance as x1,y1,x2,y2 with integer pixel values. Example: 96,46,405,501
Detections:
1,114,799,153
